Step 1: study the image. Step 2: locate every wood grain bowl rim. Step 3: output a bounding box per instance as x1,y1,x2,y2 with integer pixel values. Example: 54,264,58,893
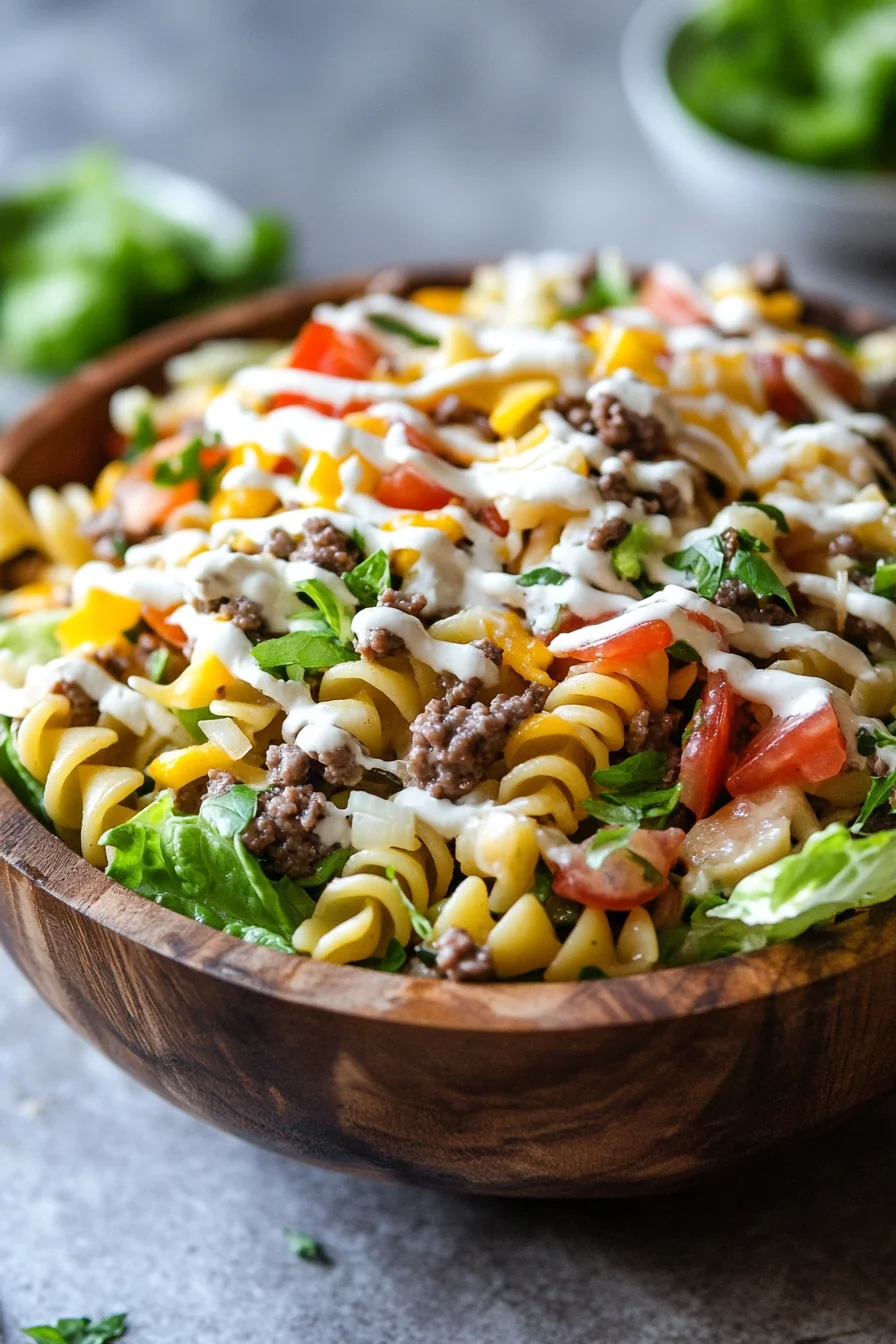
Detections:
0,264,892,1035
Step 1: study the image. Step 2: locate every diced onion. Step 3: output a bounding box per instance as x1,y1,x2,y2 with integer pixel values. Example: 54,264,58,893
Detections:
348,790,416,850
198,717,252,759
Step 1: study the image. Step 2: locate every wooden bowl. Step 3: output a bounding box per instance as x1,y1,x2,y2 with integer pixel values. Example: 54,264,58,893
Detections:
2,268,896,1199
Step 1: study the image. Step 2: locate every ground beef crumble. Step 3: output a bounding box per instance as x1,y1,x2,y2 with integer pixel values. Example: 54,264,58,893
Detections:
51,679,99,727
472,638,504,667
431,393,499,442
314,743,364,788
358,627,407,661
591,392,671,460
713,579,794,625
587,517,631,551
263,517,362,574
192,595,269,641
433,927,496,982
238,745,329,881
625,709,682,785
595,451,682,517
406,678,549,800
379,588,427,616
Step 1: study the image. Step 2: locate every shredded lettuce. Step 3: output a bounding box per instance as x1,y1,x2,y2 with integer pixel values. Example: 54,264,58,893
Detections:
0,609,64,677
709,823,896,940
0,714,52,827
102,791,315,951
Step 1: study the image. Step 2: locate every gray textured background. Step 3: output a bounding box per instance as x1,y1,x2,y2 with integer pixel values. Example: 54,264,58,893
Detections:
3,1,896,1340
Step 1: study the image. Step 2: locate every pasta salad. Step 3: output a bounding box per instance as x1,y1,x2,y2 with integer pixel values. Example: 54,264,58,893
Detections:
3,250,896,982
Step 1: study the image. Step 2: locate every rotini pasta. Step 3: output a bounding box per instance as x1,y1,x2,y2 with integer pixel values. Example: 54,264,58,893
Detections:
3,249,896,981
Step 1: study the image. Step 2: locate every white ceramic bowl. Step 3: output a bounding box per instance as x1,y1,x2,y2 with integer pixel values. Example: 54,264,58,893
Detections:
621,0,896,253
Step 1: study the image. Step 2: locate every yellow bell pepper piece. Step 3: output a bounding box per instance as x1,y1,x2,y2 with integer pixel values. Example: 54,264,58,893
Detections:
343,412,390,437
93,460,127,510
228,441,282,473
209,487,279,523
148,743,267,791
410,286,465,315
382,511,466,543
0,478,39,564
138,651,237,710
759,291,802,327
56,589,142,652
298,451,378,509
440,323,483,366
488,378,558,438
486,610,554,687
597,326,667,385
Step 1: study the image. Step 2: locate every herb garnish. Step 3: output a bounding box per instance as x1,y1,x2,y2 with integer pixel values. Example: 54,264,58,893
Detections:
560,251,635,318
586,823,662,886
145,646,170,684
123,408,157,461
151,436,224,501
666,528,795,612
872,560,896,599
517,566,568,587
610,522,654,583
253,579,359,675
738,500,789,533
22,1313,128,1344
343,549,392,607
368,313,439,347
386,864,433,939
584,750,682,828
667,639,700,663
284,1229,331,1265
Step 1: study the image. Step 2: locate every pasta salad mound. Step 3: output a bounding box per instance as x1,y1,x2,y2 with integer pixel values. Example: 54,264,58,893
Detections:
4,250,896,981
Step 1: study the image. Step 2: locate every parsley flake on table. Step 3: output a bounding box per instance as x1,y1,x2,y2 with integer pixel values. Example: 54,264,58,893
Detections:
21,1312,128,1344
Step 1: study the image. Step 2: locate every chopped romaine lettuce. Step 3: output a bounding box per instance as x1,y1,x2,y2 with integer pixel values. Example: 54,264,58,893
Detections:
102,790,314,950
709,823,896,940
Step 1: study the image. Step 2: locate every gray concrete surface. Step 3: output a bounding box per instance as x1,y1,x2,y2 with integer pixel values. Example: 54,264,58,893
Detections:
3,1,896,1339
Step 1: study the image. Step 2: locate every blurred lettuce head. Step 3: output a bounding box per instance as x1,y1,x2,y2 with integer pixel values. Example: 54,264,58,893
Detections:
0,145,293,375
670,0,896,171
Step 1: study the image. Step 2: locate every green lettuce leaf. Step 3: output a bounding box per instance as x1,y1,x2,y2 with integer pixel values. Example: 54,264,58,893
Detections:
0,609,63,675
0,714,52,827
709,823,896,939
343,550,392,607
102,790,315,949
660,896,768,966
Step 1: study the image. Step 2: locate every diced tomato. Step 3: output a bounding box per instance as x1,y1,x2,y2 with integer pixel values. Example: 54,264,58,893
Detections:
561,618,673,665
288,320,378,379
374,463,456,511
142,605,188,651
479,502,510,537
403,424,446,457
112,435,223,536
725,700,846,796
273,454,298,475
755,351,865,421
269,391,371,418
549,828,685,911
679,670,734,819
639,266,711,327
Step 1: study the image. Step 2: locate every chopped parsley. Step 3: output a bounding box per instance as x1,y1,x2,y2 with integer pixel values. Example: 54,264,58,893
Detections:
284,1229,331,1265
517,566,568,587
610,522,654,584
151,435,224,500
666,528,795,612
584,749,682,828
667,639,700,663
368,313,439,346
872,559,896,599
343,549,392,607
123,408,157,461
22,1314,128,1344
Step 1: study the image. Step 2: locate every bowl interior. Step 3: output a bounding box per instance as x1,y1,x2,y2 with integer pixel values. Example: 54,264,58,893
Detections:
1,267,895,1034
